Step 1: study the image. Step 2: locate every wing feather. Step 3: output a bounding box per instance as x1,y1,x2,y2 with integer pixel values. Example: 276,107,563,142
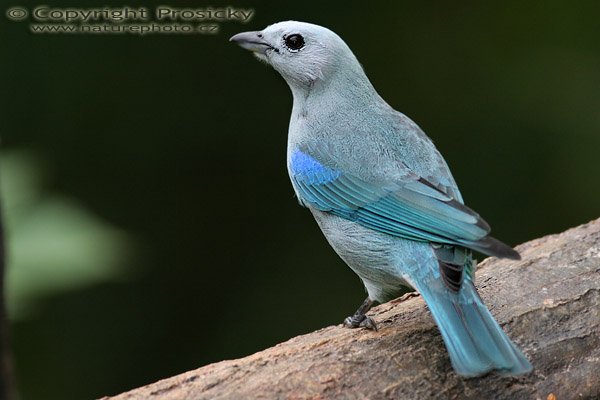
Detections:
289,149,518,259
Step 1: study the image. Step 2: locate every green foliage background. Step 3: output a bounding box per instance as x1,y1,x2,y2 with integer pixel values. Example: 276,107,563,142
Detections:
1,1,600,398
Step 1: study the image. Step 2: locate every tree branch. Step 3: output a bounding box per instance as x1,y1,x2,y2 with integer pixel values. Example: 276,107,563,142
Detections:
104,219,600,400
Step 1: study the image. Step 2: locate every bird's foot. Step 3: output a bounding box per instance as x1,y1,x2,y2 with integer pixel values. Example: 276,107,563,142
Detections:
343,314,378,331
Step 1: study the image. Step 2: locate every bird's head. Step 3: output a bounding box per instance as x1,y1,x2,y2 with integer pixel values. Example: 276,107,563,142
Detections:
230,21,362,90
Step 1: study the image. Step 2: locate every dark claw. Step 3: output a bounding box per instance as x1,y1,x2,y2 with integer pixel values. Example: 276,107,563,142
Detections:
343,314,378,331
343,315,361,328
359,316,378,331
343,297,378,331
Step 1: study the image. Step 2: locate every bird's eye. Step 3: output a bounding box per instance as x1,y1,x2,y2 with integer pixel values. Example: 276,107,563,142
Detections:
284,34,305,51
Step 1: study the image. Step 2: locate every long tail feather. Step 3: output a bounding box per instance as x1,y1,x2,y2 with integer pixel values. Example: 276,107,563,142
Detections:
414,278,532,377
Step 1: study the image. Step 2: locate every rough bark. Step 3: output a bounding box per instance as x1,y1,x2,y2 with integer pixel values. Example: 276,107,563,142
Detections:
104,219,600,400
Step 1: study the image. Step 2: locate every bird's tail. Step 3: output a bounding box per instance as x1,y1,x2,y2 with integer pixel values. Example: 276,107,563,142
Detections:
413,278,532,377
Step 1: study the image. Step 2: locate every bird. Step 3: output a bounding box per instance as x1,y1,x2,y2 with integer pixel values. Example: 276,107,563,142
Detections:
230,21,532,377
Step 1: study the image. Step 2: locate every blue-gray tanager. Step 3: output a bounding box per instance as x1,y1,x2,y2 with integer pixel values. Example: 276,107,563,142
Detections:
231,21,532,377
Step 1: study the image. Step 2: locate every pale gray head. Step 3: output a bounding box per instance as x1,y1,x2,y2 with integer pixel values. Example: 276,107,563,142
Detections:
230,21,365,91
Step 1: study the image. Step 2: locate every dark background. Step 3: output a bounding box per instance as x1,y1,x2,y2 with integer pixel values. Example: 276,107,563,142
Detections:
1,1,599,398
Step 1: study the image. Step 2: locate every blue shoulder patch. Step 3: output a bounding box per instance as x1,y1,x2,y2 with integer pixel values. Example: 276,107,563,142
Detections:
290,150,341,184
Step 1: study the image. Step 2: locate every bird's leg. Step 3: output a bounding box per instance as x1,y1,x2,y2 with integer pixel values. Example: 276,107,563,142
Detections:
343,297,378,331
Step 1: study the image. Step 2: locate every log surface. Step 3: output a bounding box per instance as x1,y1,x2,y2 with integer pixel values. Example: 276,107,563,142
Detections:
104,219,600,400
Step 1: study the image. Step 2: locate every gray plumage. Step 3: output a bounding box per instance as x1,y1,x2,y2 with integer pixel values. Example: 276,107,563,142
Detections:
231,21,531,377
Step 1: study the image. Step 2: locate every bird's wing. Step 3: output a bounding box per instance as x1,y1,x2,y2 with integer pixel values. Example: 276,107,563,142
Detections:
290,148,518,258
